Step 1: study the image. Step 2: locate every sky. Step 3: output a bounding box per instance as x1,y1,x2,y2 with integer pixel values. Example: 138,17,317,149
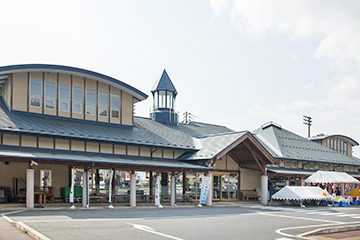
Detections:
1,1,360,156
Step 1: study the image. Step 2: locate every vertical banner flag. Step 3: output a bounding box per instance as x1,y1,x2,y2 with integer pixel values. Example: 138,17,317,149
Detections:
155,175,161,206
199,174,212,204
109,169,114,203
70,167,75,203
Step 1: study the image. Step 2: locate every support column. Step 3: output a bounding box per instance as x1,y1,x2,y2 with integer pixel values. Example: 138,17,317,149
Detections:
182,172,186,198
26,169,34,208
261,174,268,206
206,174,213,206
149,171,153,196
170,172,176,207
341,183,345,196
285,179,290,186
82,170,89,208
130,172,136,207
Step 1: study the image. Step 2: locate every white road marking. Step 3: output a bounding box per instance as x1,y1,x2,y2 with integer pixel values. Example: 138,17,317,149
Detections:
128,223,184,240
258,212,343,224
320,212,343,216
336,214,359,217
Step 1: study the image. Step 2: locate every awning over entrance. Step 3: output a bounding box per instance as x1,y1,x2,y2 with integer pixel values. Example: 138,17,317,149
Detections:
0,148,213,171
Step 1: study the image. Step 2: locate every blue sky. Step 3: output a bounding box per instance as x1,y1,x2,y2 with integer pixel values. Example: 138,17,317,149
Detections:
1,1,360,156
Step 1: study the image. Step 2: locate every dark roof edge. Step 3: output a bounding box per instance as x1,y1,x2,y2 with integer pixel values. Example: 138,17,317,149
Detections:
0,64,148,101
309,134,359,146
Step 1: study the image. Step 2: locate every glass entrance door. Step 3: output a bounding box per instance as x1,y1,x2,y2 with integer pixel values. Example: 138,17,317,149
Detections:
213,173,239,200
213,175,221,200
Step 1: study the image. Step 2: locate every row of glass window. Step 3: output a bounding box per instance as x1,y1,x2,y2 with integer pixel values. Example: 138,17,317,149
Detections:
285,161,331,170
29,78,121,119
327,138,348,156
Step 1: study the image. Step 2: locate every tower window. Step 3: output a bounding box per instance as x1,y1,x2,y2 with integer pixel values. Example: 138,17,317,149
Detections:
59,84,70,112
86,89,96,116
98,91,108,117
110,93,120,119
30,78,42,108
72,86,83,114
45,81,56,110
159,91,166,108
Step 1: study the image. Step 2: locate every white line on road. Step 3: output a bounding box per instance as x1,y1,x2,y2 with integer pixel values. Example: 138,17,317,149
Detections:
320,212,343,216
128,223,184,240
258,212,343,224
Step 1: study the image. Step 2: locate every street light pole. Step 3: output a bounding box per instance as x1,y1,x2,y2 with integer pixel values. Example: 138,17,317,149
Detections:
303,115,312,137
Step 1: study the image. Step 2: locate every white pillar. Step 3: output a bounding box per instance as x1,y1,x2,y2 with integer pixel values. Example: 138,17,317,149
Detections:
170,174,176,207
261,175,268,206
130,173,136,207
285,179,290,186
206,174,213,206
82,171,89,208
26,169,34,208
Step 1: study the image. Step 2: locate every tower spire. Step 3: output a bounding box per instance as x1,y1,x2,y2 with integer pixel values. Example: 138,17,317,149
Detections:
150,70,179,125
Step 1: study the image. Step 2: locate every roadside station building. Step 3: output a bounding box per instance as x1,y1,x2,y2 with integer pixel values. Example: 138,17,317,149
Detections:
0,64,276,208
251,122,360,194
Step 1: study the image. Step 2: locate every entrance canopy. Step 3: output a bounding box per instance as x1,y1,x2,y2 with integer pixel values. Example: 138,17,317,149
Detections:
0,147,213,171
271,186,327,201
304,170,360,184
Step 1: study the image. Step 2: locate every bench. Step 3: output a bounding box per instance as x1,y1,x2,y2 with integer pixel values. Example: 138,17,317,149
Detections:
89,194,108,203
242,191,259,201
127,190,146,201
113,195,129,202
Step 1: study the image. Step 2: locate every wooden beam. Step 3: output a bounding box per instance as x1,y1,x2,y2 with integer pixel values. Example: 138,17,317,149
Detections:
243,141,265,174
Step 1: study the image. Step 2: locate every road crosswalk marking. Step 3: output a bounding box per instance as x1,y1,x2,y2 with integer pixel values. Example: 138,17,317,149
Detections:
245,205,360,219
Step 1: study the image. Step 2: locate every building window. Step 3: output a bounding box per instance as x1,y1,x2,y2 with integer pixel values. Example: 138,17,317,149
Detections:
72,87,83,114
44,81,56,110
309,163,314,169
153,91,158,109
40,170,52,188
303,163,309,169
98,91,108,117
285,161,291,168
110,93,120,119
166,91,173,109
319,163,324,170
292,161,297,168
29,78,42,108
86,89,96,116
324,164,330,170
59,84,70,112
158,90,166,108
344,142,348,156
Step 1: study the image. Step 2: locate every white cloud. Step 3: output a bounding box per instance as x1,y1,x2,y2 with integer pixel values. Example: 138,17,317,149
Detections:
291,53,298,62
304,82,315,90
214,1,360,73
210,0,229,15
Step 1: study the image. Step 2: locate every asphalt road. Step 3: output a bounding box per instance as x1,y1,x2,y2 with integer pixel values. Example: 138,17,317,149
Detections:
3,204,360,240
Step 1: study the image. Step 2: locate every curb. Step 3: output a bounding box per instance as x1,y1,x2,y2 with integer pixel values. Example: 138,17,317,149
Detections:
303,224,360,237
15,222,50,240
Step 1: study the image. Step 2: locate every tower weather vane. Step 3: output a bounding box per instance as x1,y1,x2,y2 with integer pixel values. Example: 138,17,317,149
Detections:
303,115,312,137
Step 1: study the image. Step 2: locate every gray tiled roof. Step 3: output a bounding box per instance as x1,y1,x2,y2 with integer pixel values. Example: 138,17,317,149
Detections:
183,131,247,160
0,99,233,152
252,123,360,166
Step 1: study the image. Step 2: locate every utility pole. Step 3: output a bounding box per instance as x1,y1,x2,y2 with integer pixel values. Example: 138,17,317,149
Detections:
182,111,195,124
303,115,312,137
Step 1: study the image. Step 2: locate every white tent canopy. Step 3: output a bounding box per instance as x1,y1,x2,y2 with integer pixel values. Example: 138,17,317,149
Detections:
304,170,360,184
271,186,327,201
